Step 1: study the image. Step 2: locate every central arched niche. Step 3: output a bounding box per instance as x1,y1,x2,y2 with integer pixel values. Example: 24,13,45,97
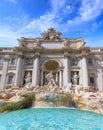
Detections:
44,60,59,70
40,59,63,86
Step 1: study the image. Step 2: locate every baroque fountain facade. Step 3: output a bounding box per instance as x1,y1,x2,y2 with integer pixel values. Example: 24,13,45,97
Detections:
0,28,103,113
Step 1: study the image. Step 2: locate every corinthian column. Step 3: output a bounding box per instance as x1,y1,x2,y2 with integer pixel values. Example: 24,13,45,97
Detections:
0,55,9,89
32,52,40,86
81,51,88,87
14,53,24,87
63,52,71,86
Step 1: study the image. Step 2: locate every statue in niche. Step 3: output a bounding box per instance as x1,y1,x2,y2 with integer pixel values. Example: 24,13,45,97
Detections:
24,72,32,85
46,71,57,88
72,72,79,85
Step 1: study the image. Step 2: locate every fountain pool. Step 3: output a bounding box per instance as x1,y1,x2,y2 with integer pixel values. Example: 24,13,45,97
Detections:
0,108,103,130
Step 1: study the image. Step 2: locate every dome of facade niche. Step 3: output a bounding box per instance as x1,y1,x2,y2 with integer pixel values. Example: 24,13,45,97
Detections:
44,60,59,70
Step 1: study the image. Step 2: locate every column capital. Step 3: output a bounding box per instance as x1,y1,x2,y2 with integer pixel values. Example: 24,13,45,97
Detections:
80,54,88,58
17,52,24,58
81,50,88,58
59,67,63,71
34,52,40,58
64,52,70,58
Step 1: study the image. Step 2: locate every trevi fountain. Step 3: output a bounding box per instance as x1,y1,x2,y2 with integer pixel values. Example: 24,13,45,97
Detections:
0,28,103,129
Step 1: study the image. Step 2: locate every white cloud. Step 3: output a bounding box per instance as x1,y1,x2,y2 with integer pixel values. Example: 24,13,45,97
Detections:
0,25,19,47
79,0,103,21
50,0,72,16
18,13,57,37
0,0,103,47
68,0,103,24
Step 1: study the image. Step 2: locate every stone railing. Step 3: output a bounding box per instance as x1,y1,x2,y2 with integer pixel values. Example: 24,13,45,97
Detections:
0,48,14,52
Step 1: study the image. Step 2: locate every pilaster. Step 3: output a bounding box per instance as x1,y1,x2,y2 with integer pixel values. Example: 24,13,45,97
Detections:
0,55,10,89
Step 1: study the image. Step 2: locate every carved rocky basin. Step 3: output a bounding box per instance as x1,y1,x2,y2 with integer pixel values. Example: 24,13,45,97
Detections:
34,92,75,107
0,86,103,114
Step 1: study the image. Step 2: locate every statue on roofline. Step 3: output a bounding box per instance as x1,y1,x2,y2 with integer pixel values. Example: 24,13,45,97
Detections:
41,28,61,40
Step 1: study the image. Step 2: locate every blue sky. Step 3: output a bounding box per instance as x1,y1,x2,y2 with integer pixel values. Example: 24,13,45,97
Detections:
0,0,103,47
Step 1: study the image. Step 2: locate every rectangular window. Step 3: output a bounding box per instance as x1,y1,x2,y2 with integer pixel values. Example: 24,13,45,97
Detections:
8,75,13,83
0,57,2,64
72,59,79,66
0,75,1,81
11,58,16,65
88,58,93,65
90,77,95,85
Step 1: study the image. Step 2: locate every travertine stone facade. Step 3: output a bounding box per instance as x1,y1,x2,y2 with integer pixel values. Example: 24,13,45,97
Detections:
0,28,103,91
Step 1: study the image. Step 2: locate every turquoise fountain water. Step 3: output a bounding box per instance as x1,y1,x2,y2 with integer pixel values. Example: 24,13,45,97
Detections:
0,108,103,130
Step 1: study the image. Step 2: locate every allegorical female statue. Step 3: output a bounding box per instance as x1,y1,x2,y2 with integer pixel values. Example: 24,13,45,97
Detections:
25,72,32,84
72,72,79,85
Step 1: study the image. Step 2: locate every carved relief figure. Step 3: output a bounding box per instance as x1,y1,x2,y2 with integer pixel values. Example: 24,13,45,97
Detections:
62,39,70,47
61,38,85,49
25,59,33,66
34,42,41,48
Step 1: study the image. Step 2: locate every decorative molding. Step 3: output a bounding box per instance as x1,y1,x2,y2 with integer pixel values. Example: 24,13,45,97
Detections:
33,52,41,58
61,38,86,49
64,52,70,58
